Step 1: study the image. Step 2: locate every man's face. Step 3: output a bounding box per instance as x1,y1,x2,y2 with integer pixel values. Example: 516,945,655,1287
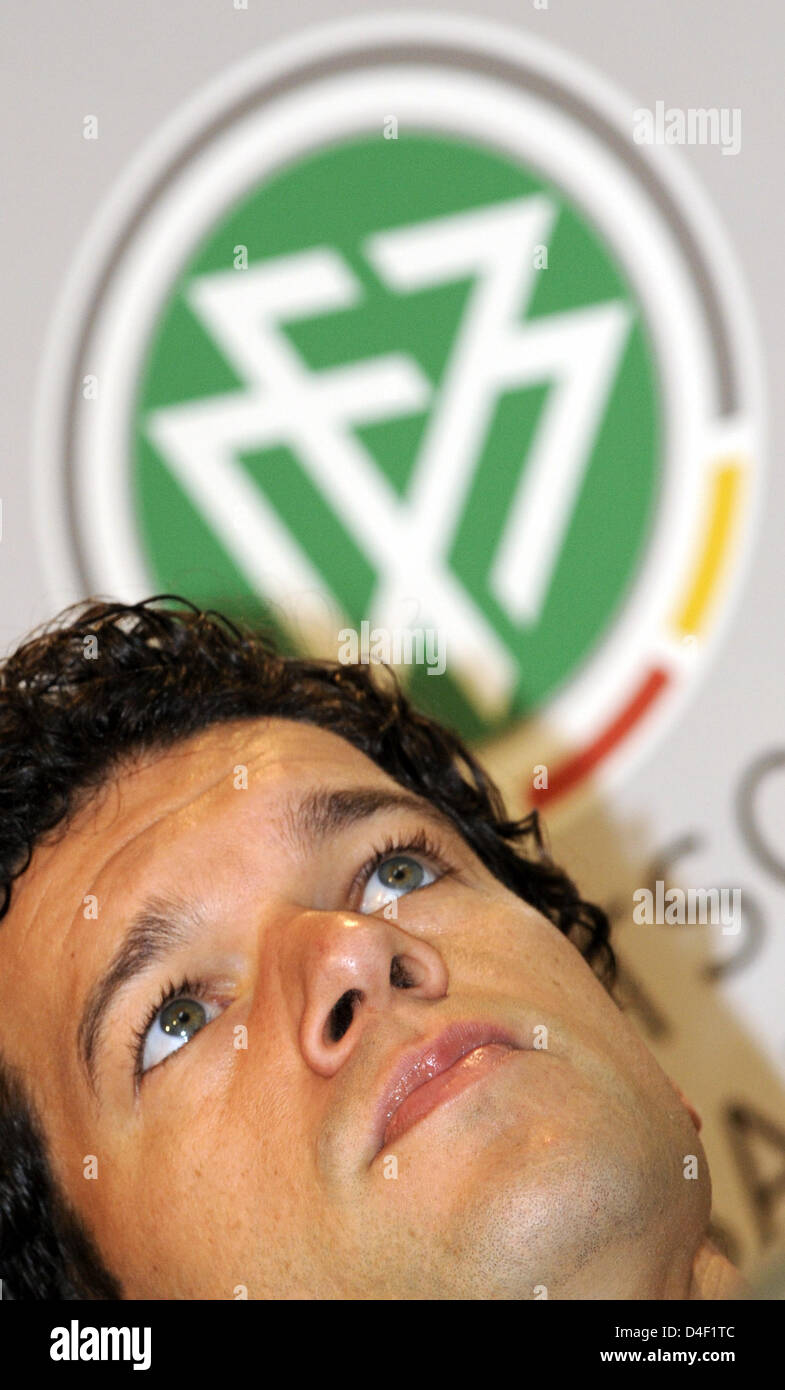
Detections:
0,718,709,1298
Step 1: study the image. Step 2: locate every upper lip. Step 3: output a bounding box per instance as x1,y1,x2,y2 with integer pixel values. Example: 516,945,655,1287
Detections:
370,1020,521,1158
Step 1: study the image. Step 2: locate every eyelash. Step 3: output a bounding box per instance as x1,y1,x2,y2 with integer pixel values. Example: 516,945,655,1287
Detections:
131,828,455,1082
347,826,455,904
130,973,212,1085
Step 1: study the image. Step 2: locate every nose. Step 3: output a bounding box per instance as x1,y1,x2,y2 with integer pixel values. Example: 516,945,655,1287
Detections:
296,909,449,1078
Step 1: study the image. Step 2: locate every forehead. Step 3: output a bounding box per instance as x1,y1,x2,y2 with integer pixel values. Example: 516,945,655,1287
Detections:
0,718,395,1056
7,718,390,922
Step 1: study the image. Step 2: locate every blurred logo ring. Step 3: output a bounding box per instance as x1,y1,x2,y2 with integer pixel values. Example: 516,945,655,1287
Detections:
35,14,763,819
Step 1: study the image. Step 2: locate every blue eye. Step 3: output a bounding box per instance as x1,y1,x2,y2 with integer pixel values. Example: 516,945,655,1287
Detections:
359,853,438,914
139,989,221,1075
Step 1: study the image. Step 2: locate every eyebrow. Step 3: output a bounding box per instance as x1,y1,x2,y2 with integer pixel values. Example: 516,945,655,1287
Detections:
77,784,456,1092
78,894,204,1093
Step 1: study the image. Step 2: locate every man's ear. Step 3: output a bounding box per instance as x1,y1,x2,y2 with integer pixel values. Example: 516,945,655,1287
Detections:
667,1075,703,1133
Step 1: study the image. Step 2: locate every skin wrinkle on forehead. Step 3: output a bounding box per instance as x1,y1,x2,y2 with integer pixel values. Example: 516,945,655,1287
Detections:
23,720,315,948
68,730,449,925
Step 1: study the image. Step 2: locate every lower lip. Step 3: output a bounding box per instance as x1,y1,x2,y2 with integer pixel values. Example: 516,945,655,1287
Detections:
381,1043,518,1149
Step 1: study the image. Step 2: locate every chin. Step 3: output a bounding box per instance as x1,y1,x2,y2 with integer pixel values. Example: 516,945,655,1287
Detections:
397,1122,687,1299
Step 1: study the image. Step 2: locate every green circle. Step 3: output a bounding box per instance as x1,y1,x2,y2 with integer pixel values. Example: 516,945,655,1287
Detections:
133,130,660,740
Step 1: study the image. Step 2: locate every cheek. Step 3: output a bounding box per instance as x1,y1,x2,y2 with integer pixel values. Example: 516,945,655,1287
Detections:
82,1124,249,1298
84,1076,318,1297
435,894,689,1140
535,925,704,1164
405,882,557,964
436,889,597,1001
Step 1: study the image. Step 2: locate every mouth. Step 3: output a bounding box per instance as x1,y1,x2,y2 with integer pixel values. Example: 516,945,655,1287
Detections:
372,1020,522,1157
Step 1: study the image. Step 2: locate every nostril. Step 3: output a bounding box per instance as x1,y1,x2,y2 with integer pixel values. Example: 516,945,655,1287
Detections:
326,988,363,1044
390,955,417,989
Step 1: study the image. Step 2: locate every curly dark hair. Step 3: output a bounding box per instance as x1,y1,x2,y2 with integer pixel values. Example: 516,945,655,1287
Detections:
0,594,614,1299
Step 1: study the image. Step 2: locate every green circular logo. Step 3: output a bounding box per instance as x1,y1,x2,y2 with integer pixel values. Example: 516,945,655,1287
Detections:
135,131,659,742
